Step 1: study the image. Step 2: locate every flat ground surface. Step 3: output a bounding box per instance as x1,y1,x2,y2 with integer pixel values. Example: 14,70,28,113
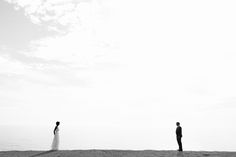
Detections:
0,150,235,157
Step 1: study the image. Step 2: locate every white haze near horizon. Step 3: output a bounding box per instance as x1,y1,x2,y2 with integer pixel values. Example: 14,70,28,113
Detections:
0,0,236,151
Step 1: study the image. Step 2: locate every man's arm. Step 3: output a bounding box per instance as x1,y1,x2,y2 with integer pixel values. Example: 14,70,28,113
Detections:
179,127,182,137
176,126,182,137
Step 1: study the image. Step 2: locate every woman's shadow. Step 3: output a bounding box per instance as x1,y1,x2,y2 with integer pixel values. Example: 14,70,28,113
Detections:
29,150,56,157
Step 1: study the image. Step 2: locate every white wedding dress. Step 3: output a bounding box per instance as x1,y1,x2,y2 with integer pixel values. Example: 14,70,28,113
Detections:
51,127,59,150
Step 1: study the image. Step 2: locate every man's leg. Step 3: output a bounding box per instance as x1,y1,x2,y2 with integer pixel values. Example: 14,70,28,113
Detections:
177,137,183,151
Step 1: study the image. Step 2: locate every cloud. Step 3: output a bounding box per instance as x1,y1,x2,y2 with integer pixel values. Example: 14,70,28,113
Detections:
0,56,89,89
0,0,119,90
4,0,92,33
0,1,56,50
2,0,118,66
0,46,90,88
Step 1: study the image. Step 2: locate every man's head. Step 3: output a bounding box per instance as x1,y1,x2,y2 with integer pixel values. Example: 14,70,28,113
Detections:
176,122,180,126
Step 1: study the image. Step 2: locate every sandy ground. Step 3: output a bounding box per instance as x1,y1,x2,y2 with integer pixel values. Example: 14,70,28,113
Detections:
0,150,235,157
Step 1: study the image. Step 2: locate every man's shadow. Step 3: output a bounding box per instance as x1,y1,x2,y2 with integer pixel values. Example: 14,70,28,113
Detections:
176,151,184,157
29,150,56,157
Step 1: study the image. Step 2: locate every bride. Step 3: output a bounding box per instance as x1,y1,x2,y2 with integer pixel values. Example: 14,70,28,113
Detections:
51,121,60,150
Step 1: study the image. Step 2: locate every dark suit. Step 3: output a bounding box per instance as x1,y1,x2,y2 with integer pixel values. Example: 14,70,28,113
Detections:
176,126,183,151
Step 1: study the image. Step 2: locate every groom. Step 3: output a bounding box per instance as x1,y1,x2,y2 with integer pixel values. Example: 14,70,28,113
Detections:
176,122,183,151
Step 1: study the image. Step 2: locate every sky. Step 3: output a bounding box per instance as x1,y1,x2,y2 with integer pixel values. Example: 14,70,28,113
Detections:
1,0,236,151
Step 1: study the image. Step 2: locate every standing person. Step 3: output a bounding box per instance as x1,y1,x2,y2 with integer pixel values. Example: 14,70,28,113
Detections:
176,122,183,151
51,121,60,150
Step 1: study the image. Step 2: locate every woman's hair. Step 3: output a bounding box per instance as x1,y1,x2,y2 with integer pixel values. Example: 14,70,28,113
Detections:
56,121,60,126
